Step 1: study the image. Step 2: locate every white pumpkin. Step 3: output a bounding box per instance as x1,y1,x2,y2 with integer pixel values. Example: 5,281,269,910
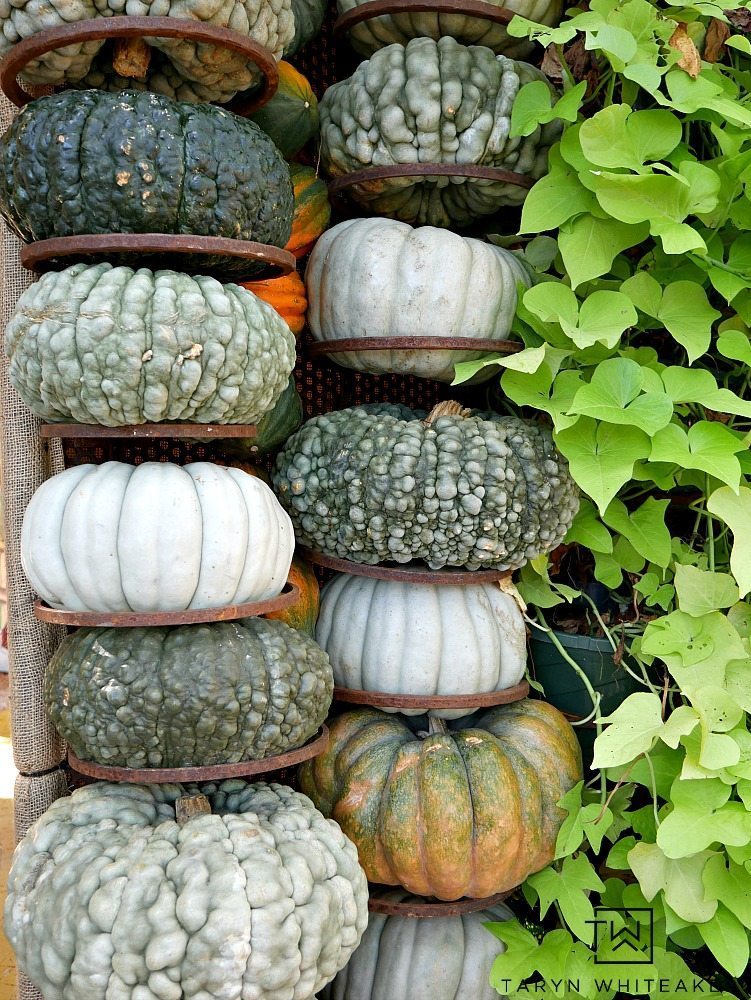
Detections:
305,218,531,383
320,889,513,1000
316,574,527,718
21,461,294,612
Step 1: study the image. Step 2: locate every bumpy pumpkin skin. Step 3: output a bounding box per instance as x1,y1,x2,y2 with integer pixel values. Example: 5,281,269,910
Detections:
248,62,319,160
317,574,525,718
6,263,296,426
5,781,368,1000
0,0,294,102
306,218,530,381
22,462,294,613
242,270,307,336
266,555,320,634
0,91,294,249
273,404,579,571
224,376,304,459
45,617,333,767
319,38,561,228
299,701,582,900
338,0,563,59
287,163,332,258
321,889,513,1000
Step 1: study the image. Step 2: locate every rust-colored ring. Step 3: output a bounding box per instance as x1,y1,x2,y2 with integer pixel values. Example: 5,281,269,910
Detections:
21,234,295,281
40,422,258,440
327,163,535,194
0,16,278,113
33,583,299,627
333,680,529,709
367,888,516,917
67,726,329,783
298,546,513,585
334,0,514,35
307,336,521,356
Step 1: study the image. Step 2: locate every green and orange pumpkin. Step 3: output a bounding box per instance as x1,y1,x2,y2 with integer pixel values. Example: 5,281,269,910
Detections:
298,701,582,900
287,163,331,258
242,270,307,336
265,555,320,635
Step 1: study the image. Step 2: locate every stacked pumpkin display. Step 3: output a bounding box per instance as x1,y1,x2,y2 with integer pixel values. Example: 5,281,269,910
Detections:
0,9,374,1000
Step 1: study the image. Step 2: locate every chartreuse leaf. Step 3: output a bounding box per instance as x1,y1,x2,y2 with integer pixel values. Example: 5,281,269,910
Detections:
522,285,637,349
527,855,605,941
566,499,613,553
602,498,671,567
506,14,579,44
621,279,719,361
656,778,751,858
641,610,746,691
704,854,751,930
659,705,699,748
487,920,542,993
452,346,547,385
628,842,717,923
578,105,682,171
520,156,597,233
717,328,751,365
661,366,751,418
707,487,751,597
559,216,648,289
569,358,671,433
649,423,743,491
674,565,740,616
555,418,651,514
592,693,664,768
555,782,615,858
510,79,586,138
698,905,750,977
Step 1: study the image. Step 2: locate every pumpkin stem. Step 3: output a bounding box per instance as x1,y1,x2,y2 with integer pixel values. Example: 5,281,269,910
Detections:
112,37,152,78
176,793,211,825
427,716,450,736
424,401,471,426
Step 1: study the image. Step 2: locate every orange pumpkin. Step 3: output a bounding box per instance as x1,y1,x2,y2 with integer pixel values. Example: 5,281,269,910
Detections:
265,556,320,635
286,163,331,258
242,270,307,336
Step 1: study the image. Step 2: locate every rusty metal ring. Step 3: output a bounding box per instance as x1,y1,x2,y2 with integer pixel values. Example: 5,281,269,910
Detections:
66,726,329,783
0,16,278,113
33,582,300,627
333,680,529,709
298,547,514,584
40,422,259,440
327,163,535,195
307,336,522,356
334,0,515,35
367,888,516,917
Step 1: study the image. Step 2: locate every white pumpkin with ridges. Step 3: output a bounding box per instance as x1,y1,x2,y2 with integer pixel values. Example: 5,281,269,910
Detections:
305,218,531,382
21,461,294,612
316,574,526,718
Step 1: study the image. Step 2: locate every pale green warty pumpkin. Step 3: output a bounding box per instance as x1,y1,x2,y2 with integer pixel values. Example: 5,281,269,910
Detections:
6,263,296,426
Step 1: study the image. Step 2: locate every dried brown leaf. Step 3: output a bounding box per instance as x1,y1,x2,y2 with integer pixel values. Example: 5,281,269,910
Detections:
669,22,701,78
541,43,564,82
705,17,731,61
725,7,751,32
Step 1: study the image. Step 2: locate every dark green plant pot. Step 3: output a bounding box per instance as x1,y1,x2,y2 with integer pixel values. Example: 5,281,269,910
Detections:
529,630,642,768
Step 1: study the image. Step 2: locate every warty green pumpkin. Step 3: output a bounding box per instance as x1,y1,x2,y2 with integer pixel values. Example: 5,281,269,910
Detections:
0,90,294,251
337,0,563,58
0,0,296,103
321,889,513,1000
319,38,561,228
298,701,582,899
6,262,296,426
306,218,530,381
317,574,526,718
272,401,579,571
22,461,294,612
5,780,368,1000
45,617,332,767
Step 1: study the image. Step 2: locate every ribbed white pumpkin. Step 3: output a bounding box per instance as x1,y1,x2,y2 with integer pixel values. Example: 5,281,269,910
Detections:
320,889,513,1000
306,218,531,383
316,575,526,718
21,462,294,612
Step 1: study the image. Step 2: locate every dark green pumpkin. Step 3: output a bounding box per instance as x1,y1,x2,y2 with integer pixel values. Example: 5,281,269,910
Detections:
224,376,303,458
299,701,582,900
45,617,333,767
285,0,327,55
0,90,294,250
247,63,319,160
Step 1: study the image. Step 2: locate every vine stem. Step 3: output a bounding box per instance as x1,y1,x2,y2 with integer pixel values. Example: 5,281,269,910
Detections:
532,611,607,804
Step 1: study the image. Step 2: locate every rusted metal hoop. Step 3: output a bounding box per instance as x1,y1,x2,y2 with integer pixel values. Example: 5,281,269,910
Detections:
0,16,278,113
334,0,514,35
40,422,258,440
33,583,300,627
328,163,534,195
367,889,515,917
20,235,295,281
66,726,329,783
333,680,529,709
307,336,521,356
298,546,514,584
